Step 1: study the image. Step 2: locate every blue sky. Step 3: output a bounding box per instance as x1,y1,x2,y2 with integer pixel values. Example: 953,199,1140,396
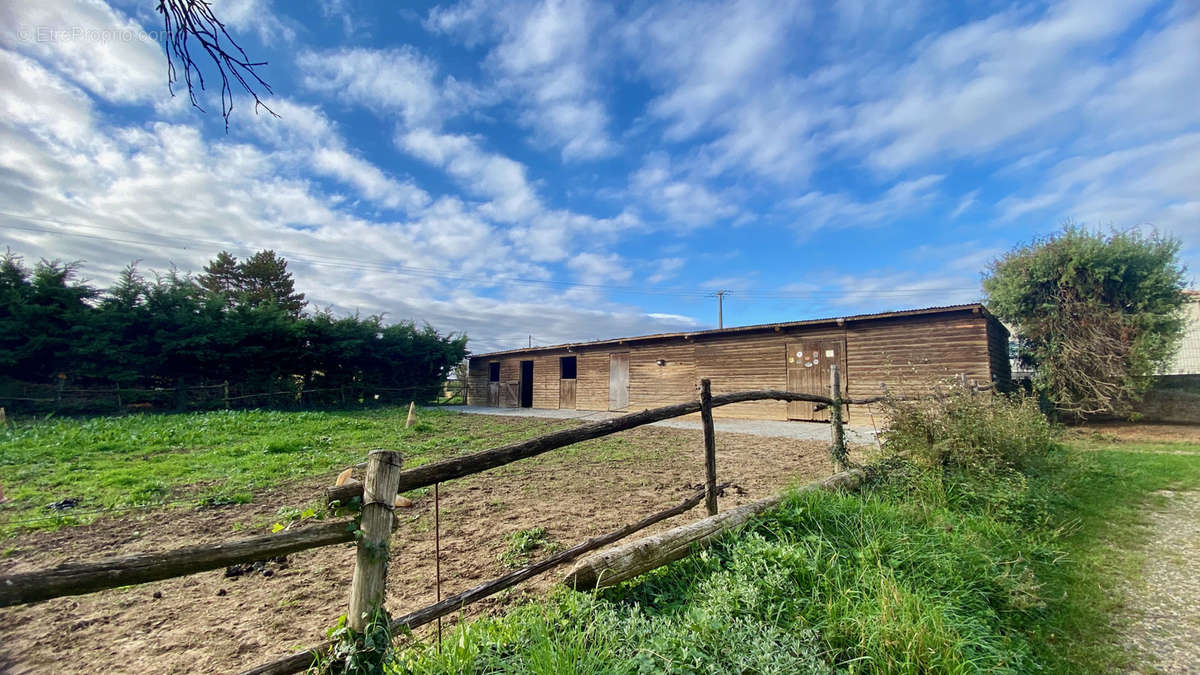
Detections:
1,0,1197,352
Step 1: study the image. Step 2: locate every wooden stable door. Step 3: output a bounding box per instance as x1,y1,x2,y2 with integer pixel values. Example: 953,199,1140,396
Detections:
487,382,500,407
786,341,844,421
501,381,519,408
609,353,629,411
559,379,576,409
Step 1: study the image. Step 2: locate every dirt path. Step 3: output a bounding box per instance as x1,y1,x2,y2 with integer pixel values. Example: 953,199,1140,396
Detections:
1123,489,1200,674
0,425,856,674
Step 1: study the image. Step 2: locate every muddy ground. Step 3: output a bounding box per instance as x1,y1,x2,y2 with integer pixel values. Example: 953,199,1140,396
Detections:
0,421,852,674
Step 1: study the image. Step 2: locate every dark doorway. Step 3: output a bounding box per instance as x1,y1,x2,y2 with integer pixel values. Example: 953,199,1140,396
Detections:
519,360,534,408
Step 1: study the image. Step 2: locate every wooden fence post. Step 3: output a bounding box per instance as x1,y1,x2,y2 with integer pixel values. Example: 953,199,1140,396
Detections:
406,401,416,428
699,378,718,516
348,449,404,631
114,383,122,412
830,365,848,472
223,381,230,409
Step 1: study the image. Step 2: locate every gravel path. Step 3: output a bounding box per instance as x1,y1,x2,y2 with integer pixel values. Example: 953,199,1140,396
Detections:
445,405,879,444
1124,489,1200,673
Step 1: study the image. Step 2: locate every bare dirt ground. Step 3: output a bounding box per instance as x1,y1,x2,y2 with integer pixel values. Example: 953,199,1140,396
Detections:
0,421,855,674
1069,422,1200,446
1122,489,1200,674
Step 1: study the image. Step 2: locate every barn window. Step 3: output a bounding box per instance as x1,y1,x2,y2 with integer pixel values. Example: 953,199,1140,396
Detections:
488,362,500,382
560,356,577,379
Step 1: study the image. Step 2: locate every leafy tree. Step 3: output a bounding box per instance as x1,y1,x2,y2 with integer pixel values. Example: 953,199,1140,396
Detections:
72,265,155,385
234,250,307,317
983,226,1189,418
197,250,241,304
0,254,96,382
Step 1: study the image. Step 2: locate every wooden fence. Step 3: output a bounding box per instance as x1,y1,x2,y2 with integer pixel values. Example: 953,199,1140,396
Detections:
0,369,878,674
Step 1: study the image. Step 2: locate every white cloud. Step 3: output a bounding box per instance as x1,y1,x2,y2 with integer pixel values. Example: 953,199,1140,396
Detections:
297,47,444,125
312,147,432,213
428,0,617,160
788,175,943,232
623,0,818,179
568,252,631,285
0,49,95,144
839,0,1157,169
647,256,685,284
1,0,163,104
398,128,543,223
630,153,739,227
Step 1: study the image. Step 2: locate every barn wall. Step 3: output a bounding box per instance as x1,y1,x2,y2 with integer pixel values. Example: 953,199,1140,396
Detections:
470,309,997,423
842,313,991,401
691,327,847,419
628,341,697,409
466,359,489,405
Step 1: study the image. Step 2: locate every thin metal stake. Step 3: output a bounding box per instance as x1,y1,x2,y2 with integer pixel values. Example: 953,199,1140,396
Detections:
434,481,442,650
866,402,883,453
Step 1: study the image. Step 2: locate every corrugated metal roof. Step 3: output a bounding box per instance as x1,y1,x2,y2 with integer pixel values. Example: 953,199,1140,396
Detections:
471,302,994,358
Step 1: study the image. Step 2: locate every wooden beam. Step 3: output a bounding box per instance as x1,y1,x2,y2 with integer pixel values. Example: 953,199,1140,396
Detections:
330,390,856,506
242,486,719,675
562,469,865,590
0,520,359,607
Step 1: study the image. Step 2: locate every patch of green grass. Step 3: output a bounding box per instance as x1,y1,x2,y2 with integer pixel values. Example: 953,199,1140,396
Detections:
395,435,1200,674
0,407,567,537
1027,441,1200,671
499,527,560,569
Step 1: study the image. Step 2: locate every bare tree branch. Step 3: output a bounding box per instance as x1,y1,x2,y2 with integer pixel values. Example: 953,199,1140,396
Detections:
156,0,278,130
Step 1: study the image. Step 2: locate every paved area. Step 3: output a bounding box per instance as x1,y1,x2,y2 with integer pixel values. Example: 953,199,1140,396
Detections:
444,405,879,444
1124,489,1200,673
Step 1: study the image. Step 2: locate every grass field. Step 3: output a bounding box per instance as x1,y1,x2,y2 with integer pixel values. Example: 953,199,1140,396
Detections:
0,407,585,535
393,427,1200,674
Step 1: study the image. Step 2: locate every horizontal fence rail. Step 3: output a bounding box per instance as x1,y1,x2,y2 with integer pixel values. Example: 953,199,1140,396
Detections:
0,520,360,607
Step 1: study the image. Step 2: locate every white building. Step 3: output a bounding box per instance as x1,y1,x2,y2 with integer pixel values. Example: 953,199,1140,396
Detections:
1163,290,1200,376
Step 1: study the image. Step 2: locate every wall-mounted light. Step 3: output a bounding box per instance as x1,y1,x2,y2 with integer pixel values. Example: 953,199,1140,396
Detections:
656,359,667,367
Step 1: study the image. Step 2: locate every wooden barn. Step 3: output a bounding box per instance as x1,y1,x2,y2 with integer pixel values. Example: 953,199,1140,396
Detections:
466,303,1010,424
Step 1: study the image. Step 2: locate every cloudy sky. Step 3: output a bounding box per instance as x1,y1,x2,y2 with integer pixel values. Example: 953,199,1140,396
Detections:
1,0,1197,352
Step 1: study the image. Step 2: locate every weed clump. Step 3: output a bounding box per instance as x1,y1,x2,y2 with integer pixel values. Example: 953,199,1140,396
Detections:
881,383,1057,471
499,527,559,568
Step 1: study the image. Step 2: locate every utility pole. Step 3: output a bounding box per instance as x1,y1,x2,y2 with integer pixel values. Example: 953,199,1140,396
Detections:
712,290,729,329
528,335,532,348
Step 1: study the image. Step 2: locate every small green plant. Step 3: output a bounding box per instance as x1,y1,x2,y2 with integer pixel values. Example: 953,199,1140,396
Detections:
499,527,559,568
270,502,324,533
314,608,393,675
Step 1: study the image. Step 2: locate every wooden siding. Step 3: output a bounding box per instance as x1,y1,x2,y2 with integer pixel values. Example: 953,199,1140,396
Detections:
628,342,696,409
468,308,999,424
986,318,1012,391
843,314,991,400
695,328,846,420
576,350,610,411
